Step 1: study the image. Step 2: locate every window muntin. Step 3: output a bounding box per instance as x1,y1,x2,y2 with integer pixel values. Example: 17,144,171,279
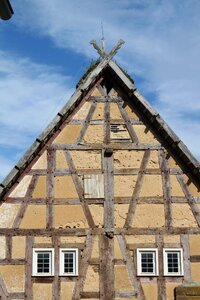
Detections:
60,249,78,276
32,249,54,276
137,248,158,276
163,249,183,276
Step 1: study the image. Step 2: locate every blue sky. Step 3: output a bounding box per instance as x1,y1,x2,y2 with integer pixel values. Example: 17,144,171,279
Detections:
0,0,200,181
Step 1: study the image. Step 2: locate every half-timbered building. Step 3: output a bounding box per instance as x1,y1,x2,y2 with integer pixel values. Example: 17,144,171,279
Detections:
0,40,200,300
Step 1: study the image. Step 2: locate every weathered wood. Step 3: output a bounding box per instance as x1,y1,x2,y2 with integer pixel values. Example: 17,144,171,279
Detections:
72,234,93,300
125,150,150,228
6,235,12,261
0,259,25,265
102,150,114,231
115,291,137,297
156,235,166,300
77,102,97,143
81,291,100,298
52,236,60,300
118,102,139,143
104,100,110,144
64,151,95,228
159,149,172,228
46,149,55,229
25,236,34,300
8,292,25,299
99,234,114,300
177,174,200,227
181,234,191,282
190,255,200,262
12,175,38,229
117,235,145,300
50,143,162,151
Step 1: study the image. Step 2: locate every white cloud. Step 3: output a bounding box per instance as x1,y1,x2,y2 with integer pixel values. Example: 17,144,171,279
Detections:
0,51,73,180
0,0,200,180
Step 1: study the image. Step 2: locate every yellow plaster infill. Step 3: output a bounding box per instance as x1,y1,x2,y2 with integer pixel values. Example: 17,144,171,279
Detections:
60,236,85,243
114,150,144,169
89,204,103,228
60,281,75,300
53,124,82,144
141,282,157,300
0,204,20,228
72,101,91,120
33,283,52,300
125,235,155,244
133,124,160,144
83,125,104,143
92,103,104,120
20,205,46,229
0,265,25,293
132,204,165,228
146,150,160,169
54,176,78,199
114,236,123,259
123,101,139,120
110,103,123,119
172,203,197,228
0,236,6,259
183,174,200,197
12,236,25,259
91,87,102,97
191,262,200,281
114,204,129,228
114,175,137,197
170,175,185,197
83,266,99,292
189,234,200,255
166,283,179,300
9,175,32,198
91,235,99,258
70,150,102,170
54,205,88,229
163,235,180,244
32,176,46,198
140,175,163,197
56,150,68,169
115,265,133,291
167,155,180,170
31,151,47,169
34,236,52,244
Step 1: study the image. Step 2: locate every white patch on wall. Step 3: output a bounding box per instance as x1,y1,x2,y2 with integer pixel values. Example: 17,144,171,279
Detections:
9,175,32,198
83,174,104,198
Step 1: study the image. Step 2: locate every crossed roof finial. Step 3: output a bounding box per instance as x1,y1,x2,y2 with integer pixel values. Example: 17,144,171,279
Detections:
90,39,125,59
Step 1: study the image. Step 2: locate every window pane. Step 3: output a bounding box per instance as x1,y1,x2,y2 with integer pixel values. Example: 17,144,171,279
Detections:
167,252,179,273
141,252,154,273
64,252,75,273
37,252,50,273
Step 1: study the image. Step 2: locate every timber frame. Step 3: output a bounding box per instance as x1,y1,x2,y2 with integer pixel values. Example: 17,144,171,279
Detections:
0,40,200,300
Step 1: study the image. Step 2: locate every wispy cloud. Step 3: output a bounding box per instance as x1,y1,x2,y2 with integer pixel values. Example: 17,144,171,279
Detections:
0,0,200,181
0,51,73,180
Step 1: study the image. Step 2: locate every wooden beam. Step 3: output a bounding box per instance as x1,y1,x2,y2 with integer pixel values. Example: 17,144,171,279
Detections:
125,150,150,228
25,236,34,300
181,234,191,282
117,235,145,300
99,234,114,300
64,151,95,228
159,149,172,228
46,149,56,229
77,102,97,143
156,235,166,300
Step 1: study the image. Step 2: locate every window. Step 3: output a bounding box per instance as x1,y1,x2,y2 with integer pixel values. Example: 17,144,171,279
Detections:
32,249,54,276
137,248,158,276
110,124,131,141
59,248,78,276
163,249,183,276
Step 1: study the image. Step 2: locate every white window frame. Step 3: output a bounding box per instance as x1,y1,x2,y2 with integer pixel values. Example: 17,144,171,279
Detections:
59,248,78,276
137,248,159,276
32,248,54,276
163,248,184,276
